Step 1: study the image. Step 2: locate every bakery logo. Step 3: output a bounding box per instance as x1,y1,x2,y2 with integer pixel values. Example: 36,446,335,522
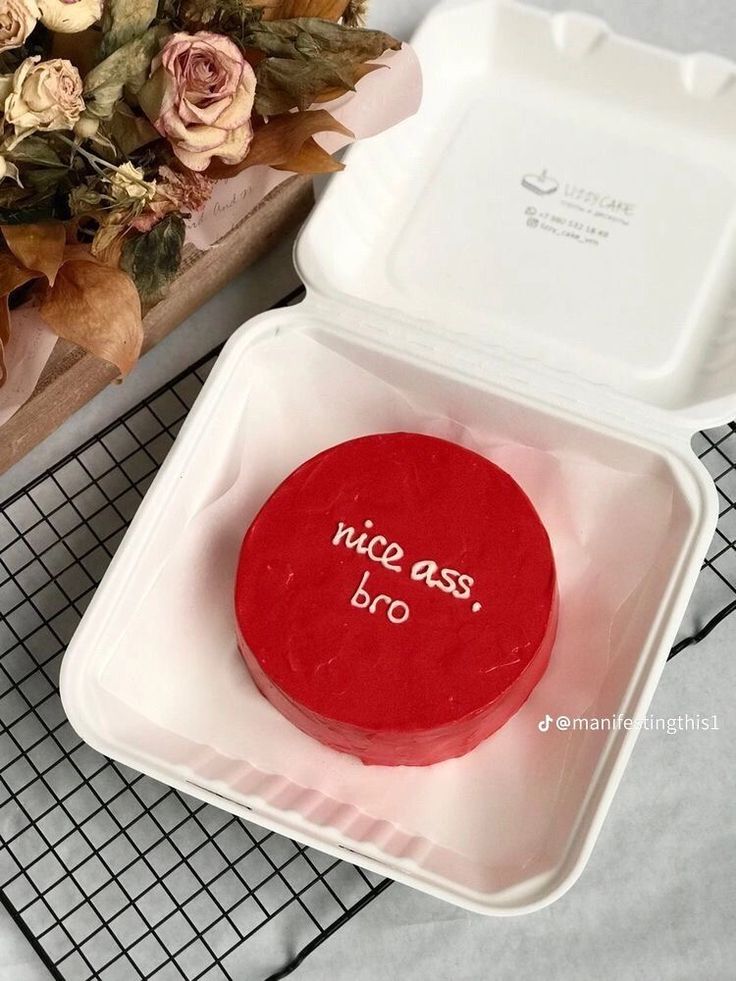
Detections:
332,518,482,625
521,168,559,196
522,168,637,218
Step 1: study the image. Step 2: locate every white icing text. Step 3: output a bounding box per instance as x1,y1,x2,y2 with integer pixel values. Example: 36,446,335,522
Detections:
410,560,474,600
351,571,410,624
332,519,403,572
332,518,483,626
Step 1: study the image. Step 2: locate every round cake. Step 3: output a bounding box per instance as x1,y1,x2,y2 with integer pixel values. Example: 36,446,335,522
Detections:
234,432,558,766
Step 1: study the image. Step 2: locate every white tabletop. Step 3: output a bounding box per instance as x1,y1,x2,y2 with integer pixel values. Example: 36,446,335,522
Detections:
2,2,735,979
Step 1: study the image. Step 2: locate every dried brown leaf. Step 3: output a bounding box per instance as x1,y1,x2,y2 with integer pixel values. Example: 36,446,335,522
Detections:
0,250,42,388
0,296,10,351
249,18,401,114
62,245,102,263
90,225,126,265
0,250,38,298
207,109,352,179
313,60,384,102
40,258,143,378
274,137,345,173
258,1,349,19
1,223,66,286
0,304,8,388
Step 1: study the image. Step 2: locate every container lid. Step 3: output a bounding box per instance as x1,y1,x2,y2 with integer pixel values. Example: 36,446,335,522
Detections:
296,0,736,432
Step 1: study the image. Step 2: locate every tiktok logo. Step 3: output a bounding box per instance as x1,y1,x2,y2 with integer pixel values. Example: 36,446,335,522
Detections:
538,714,553,732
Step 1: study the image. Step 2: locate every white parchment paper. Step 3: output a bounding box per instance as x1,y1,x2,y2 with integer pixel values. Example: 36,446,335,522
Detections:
97,331,674,880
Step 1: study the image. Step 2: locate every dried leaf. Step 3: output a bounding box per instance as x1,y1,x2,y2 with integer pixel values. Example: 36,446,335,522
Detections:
0,251,41,388
0,295,8,352
120,215,185,306
100,0,159,59
23,168,65,200
106,103,160,155
1,160,21,185
7,136,65,170
313,60,383,102
40,259,143,377
206,108,352,178
0,250,38,297
0,193,60,226
247,16,400,59
62,243,108,264
176,0,217,25
0,297,7,357
258,1,349,19
341,0,368,27
178,0,264,33
84,25,170,119
274,136,344,173
0,305,8,386
0,138,69,222
90,223,127,264
1,222,66,286
246,18,401,114
255,55,350,114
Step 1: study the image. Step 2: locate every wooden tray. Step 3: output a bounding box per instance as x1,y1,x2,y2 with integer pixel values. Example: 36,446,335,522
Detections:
0,174,314,475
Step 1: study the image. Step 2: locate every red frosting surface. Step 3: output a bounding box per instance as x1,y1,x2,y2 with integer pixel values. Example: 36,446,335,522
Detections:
235,433,558,766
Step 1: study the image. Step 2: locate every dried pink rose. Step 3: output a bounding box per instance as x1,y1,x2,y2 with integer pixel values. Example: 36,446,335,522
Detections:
0,56,84,146
0,0,39,54
139,31,257,173
156,165,214,212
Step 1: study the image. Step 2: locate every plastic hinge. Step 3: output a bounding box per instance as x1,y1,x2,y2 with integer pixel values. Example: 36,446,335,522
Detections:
304,293,685,451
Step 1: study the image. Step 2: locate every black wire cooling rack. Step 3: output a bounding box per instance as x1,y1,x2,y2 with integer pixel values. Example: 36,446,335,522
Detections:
1,284,735,981
0,287,391,981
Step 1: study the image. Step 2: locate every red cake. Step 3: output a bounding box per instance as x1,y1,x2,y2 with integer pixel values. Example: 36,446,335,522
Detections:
234,432,558,766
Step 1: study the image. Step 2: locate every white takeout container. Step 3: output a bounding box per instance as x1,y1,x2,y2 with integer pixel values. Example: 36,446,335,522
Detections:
61,0,736,914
